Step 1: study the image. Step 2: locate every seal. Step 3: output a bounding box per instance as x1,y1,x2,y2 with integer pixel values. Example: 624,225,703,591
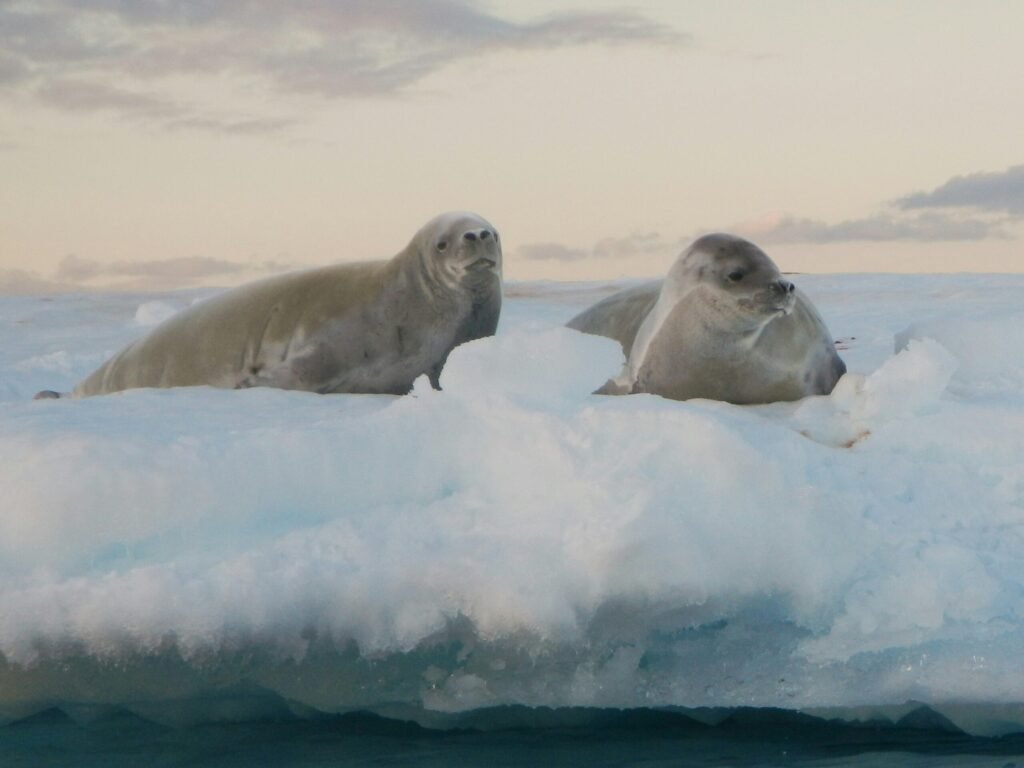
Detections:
567,233,845,403
67,211,502,397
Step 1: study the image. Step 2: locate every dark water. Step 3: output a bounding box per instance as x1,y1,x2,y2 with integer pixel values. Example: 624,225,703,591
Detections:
3,707,1024,767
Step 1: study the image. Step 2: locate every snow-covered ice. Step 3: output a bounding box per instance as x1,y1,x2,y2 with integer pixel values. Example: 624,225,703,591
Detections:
2,274,1024,735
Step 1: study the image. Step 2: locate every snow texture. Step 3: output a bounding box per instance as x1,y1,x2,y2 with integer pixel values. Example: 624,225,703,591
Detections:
1,275,1024,735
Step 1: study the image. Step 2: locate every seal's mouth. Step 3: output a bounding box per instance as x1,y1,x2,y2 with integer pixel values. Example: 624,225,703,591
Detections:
466,257,498,271
764,288,797,316
771,293,796,313
741,291,795,317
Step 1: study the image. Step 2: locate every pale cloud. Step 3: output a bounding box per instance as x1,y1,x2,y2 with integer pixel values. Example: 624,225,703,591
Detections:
0,1,682,131
734,212,1008,245
36,79,182,120
896,164,1024,215
56,254,294,283
518,232,671,262
0,268,76,295
0,254,295,295
519,206,1011,272
522,205,1008,267
167,115,298,135
517,242,590,262
591,232,670,259
34,79,298,133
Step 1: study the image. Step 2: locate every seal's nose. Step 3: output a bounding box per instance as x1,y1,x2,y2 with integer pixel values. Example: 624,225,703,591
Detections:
776,279,795,294
464,229,494,242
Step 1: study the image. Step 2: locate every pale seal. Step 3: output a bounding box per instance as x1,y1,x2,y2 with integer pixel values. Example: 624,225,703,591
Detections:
65,211,502,397
567,233,845,403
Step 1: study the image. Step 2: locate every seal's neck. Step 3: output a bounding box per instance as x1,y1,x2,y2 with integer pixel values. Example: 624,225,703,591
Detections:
688,288,774,352
394,245,460,304
693,285,776,341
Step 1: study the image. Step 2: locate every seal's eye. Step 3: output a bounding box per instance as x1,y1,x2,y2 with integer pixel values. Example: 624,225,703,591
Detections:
437,241,448,252
727,270,745,282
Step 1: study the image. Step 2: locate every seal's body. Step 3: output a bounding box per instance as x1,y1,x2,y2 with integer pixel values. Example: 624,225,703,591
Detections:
568,234,845,404
72,212,503,397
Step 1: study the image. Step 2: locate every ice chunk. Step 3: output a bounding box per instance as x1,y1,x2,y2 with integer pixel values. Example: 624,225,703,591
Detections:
438,327,623,407
133,301,180,326
844,337,958,422
792,338,957,447
896,315,1024,397
4,277,1024,737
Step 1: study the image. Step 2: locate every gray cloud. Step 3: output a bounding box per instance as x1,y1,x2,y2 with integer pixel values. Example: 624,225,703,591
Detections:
729,170,1024,246
738,213,1008,245
896,164,1024,215
0,5,126,65
0,53,30,85
1,1,681,130
518,232,672,262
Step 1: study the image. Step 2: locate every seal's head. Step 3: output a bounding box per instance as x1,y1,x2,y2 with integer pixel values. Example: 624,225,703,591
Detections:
414,211,502,289
680,233,795,320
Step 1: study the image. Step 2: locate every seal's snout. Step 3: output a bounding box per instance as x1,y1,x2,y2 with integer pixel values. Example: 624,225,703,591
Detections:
774,279,795,295
763,279,796,315
461,226,500,272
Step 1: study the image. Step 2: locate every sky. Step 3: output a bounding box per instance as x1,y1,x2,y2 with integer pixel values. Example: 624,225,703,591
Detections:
1,0,1023,292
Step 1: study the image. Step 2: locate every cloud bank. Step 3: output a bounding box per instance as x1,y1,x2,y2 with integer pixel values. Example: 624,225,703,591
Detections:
517,232,673,262
519,166,1023,272
0,1,681,132
735,212,1008,245
896,164,1024,215
732,165,1024,246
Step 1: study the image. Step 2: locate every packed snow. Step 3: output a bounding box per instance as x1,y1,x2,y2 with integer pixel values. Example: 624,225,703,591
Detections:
2,274,1024,735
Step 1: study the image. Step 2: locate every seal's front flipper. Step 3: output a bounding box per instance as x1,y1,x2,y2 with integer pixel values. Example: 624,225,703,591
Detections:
595,377,631,396
33,390,64,400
